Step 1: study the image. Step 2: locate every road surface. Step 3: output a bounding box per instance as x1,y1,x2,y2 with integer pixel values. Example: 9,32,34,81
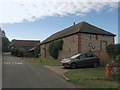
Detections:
2,53,75,88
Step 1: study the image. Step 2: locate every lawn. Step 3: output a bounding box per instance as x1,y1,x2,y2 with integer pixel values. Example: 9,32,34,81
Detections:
27,58,61,66
64,67,119,88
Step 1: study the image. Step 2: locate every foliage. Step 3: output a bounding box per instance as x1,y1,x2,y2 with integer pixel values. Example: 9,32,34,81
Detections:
49,39,63,59
2,36,11,52
18,47,25,57
11,47,19,56
106,44,120,60
0,30,5,37
11,47,25,57
115,55,120,62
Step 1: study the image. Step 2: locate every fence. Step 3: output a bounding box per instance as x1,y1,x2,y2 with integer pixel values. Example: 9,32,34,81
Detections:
94,50,111,66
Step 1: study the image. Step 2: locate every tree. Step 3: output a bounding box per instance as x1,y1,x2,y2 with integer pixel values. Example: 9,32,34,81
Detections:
1,30,11,52
106,44,120,61
0,28,5,37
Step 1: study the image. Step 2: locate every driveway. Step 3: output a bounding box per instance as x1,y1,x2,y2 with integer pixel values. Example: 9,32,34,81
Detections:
2,53,75,88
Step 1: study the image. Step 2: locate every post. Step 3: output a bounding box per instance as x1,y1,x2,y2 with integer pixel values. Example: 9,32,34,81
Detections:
105,64,111,80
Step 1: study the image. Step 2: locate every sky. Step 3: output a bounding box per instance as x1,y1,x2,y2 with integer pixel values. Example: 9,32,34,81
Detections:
0,0,119,43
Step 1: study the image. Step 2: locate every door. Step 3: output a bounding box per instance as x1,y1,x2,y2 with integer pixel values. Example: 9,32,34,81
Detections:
76,54,87,67
85,53,95,66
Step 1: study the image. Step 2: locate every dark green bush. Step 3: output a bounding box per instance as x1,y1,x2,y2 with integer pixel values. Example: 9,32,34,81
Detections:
106,44,120,60
115,55,120,62
49,39,63,59
12,47,19,56
18,47,25,57
11,47,25,57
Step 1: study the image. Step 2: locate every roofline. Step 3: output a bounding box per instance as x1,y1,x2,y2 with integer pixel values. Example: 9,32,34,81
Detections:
12,39,40,42
40,32,116,45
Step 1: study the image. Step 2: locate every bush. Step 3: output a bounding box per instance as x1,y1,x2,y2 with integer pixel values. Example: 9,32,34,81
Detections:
115,55,120,62
106,44,120,60
18,47,25,57
12,47,19,56
49,39,63,59
11,47,25,57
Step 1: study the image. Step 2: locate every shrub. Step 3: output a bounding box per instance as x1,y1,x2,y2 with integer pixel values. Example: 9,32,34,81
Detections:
115,55,120,62
12,47,19,56
11,47,25,57
18,47,25,57
106,44,120,60
49,39,63,59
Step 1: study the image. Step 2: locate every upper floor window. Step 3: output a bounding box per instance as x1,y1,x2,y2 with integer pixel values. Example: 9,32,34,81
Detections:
90,34,98,40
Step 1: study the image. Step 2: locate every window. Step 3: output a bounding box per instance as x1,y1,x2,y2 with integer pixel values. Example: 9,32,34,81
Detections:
87,53,94,58
90,34,98,40
78,54,86,59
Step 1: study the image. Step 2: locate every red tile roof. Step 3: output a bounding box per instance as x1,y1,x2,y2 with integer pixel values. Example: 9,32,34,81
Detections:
12,39,40,47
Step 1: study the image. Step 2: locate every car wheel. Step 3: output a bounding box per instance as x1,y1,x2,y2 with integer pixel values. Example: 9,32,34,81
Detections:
70,63,76,69
93,63,98,68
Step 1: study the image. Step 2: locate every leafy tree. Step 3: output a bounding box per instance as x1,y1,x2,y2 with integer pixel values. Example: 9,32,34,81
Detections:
2,35,11,52
49,39,63,59
1,29,10,52
106,44,120,61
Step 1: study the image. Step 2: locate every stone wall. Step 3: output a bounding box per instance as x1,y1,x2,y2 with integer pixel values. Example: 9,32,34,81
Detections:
40,34,78,59
80,33,114,52
40,33,114,60
40,44,45,58
58,34,78,59
80,33,114,66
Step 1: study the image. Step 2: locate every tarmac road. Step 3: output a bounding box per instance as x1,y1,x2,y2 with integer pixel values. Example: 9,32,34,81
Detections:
2,53,75,88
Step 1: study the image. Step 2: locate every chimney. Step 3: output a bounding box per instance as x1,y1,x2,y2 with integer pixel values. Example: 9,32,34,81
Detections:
73,22,75,26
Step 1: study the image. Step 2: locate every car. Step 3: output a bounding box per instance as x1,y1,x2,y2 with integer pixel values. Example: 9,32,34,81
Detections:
60,52,100,69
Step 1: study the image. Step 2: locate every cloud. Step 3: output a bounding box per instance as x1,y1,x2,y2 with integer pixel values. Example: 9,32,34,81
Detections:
0,0,118,24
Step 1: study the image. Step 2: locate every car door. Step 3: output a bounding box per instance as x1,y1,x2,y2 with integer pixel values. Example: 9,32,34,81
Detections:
86,53,95,66
76,54,87,67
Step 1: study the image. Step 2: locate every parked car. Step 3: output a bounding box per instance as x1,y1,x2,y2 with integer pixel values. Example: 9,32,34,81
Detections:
61,52,100,69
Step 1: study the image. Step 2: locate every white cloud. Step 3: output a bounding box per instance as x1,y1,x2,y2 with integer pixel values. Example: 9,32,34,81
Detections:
0,0,118,24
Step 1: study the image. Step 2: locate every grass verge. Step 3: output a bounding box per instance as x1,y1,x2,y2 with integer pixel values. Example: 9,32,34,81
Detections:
26,58,60,66
64,67,119,88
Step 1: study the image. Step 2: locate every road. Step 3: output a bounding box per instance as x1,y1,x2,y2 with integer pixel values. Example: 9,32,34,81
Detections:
2,53,75,88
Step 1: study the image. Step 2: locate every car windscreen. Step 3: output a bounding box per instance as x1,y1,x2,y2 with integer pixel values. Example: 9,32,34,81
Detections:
70,54,81,59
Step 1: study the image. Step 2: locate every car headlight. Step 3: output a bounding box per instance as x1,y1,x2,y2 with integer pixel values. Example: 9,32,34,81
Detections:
61,60,71,63
65,60,71,62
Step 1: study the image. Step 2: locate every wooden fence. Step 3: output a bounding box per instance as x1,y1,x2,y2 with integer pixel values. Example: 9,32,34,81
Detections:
94,50,111,66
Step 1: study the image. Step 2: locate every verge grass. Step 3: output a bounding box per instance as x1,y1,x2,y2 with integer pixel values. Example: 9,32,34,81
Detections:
64,67,119,88
27,57,60,66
